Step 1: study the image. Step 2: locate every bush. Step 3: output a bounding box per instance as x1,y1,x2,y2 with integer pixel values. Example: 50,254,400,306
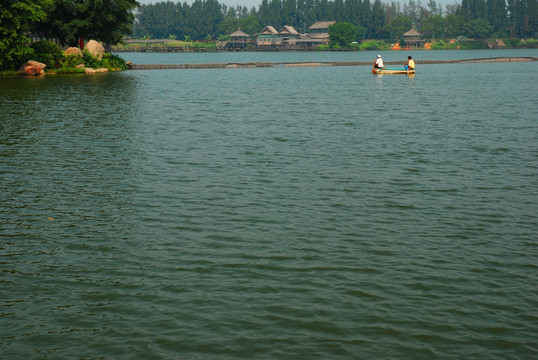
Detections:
80,51,127,70
359,41,380,50
62,54,84,68
101,53,128,70
430,40,446,50
30,41,64,68
82,50,102,69
10,47,36,70
519,38,538,48
359,40,390,51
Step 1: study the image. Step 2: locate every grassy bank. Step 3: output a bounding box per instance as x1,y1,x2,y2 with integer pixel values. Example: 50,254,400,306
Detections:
112,40,216,52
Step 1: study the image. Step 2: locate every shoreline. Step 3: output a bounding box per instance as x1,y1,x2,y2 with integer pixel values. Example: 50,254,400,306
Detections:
127,56,538,70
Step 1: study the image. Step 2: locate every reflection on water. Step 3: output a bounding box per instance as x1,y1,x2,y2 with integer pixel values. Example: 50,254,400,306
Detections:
1,56,537,359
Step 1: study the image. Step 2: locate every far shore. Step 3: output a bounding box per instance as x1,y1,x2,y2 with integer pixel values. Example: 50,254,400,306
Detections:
126,56,538,70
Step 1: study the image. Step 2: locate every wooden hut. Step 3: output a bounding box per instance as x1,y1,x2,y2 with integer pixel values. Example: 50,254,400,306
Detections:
228,29,250,50
308,21,336,34
256,26,281,49
279,25,299,45
403,27,425,48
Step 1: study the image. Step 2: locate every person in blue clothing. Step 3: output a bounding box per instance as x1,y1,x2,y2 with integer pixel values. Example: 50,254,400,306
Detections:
404,56,415,70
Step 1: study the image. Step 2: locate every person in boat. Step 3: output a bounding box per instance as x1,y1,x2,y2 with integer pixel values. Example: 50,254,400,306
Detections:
404,56,415,70
373,54,384,69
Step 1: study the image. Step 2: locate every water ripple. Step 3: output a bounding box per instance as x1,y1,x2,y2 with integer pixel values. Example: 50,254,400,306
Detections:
2,58,538,359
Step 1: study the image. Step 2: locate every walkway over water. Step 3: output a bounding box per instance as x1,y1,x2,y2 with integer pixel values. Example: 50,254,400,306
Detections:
128,56,537,70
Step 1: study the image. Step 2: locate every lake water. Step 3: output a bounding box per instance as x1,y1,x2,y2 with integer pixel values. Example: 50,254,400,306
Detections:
1,50,537,359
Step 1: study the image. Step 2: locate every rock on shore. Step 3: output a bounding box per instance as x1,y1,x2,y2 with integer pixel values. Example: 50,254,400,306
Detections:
84,40,105,60
18,60,46,75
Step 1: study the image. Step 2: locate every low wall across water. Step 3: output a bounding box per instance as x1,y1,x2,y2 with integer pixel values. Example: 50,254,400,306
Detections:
127,57,537,70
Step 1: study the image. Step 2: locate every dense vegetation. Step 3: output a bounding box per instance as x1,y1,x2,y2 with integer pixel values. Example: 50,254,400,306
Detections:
134,0,537,42
0,0,138,70
0,39,128,75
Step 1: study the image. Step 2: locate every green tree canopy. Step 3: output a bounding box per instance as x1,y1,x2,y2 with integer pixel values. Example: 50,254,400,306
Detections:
328,21,359,47
445,14,466,37
385,15,412,41
36,0,139,46
466,18,493,38
0,0,51,70
421,14,446,39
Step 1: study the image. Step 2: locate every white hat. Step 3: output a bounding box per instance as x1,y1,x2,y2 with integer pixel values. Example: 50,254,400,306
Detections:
377,55,381,58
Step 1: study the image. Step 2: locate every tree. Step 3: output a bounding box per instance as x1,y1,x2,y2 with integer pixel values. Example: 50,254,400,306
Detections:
466,18,493,38
370,0,386,38
506,0,534,37
36,0,139,47
445,14,465,37
239,15,261,35
427,0,441,16
0,0,51,70
219,17,241,36
385,15,412,41
460,0,487,21
487,0,507,34
328,21,359,47
421,14,446,38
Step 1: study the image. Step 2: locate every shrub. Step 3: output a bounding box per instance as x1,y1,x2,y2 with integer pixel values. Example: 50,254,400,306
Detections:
30,41,64,68
61,54,84,68
359,40,391,51
82,50,101,69
519,38,538,48
430,40,446,50
11,47,36,69
360,41,380,50
101,53,128,70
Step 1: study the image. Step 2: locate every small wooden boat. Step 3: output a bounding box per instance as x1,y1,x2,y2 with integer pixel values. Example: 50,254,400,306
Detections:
373,67,415,75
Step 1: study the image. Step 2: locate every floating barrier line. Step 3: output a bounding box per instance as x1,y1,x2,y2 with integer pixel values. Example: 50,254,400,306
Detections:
127,57,537,70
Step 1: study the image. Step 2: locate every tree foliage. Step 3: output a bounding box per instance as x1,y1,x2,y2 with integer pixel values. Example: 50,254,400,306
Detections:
384,15,412,41
36,0,139,46
133,0,537,41
328,21,359,47
421,14,446,38
0,0,51,70
466,18,494,38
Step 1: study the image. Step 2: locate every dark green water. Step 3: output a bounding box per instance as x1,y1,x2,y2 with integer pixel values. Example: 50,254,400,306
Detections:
1,53,537,359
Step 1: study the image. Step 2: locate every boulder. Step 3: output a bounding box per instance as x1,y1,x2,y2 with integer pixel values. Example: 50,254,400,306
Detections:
84,40,105,60
65,47,82,56
18,60,46,76
85,67,108,74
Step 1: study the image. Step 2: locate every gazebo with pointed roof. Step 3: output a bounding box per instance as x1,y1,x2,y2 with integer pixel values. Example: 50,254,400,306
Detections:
403,27,425,48
230,29,249,39
228,28,251,50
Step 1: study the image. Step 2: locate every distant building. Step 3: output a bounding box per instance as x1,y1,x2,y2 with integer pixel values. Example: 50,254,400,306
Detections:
227,29,251,50
308,21,336,33
279,25,300,45
294,21,336,48
254,21,335,50
256,26,281,49
403,27,425,48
